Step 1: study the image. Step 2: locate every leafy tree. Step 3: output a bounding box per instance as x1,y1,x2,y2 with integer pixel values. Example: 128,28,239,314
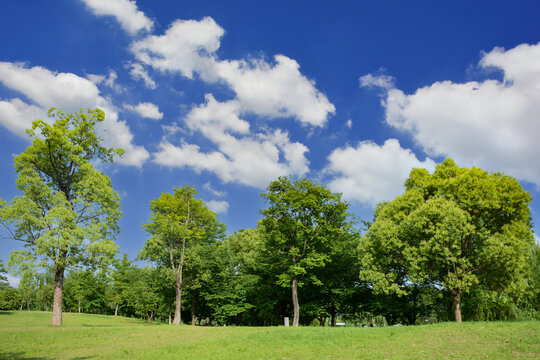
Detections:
109,254,132,316
360,159,534,322
125,266,161,324
140,185,225,325
0,108,123,325
260,177,350,326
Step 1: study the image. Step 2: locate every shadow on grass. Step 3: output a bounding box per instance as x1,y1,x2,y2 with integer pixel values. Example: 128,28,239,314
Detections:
0,311,15,316
0,352,96,360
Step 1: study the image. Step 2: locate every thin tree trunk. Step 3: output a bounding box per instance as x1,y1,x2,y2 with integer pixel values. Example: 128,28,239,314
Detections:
331,311,336,327
52,265,65,326
191,296,196,325
78,296,81,313
292,276,300,327
453,290,462,323
173,276,183,325
169,311,172,325
114,303,119,316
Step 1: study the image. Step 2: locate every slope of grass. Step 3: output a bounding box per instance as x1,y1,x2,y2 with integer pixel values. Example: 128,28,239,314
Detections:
0,311,538,359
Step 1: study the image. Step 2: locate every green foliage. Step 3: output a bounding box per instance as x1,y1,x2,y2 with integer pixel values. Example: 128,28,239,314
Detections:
140,185,224,267
360,158,534,321
0,108,123,325
0,108,122,271
261,177,350,289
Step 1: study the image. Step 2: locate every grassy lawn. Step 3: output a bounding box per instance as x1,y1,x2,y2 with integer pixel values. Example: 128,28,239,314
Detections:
0,311,538,359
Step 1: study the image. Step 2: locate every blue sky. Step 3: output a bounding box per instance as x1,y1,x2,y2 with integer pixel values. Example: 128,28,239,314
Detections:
1,0,539,277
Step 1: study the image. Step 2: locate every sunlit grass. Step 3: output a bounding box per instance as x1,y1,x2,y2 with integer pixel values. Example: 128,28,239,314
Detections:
0,311,538,359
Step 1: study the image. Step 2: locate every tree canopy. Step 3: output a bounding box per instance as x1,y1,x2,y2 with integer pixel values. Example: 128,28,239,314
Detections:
360,158,534,322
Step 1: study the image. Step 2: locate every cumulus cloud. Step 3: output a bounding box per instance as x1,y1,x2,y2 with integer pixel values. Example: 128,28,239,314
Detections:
153,95,310,188
0,62,149,167
124,101,163,120
206,200,229,214
360,42,540,188
326,139,436,206
81,0,153,35
131,17,223,79
131,17,335,127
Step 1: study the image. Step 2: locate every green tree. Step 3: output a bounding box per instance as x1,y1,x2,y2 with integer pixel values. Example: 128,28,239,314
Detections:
360,159,534,322
261,177,350,326
140,185,224,325
125,266,161,324
0,108,123,326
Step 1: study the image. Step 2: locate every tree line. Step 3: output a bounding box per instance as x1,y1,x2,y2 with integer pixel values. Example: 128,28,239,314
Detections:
0,109,539,326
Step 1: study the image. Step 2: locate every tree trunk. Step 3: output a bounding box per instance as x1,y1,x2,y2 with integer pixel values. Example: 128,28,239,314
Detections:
173,276,183,325
169,311,172,325
191,297,196,326
331,311,336,327
52,265,65,326
453,290,462,323
292,276,300,327
319,316,326,327
114,303,119,316
78,296,81,313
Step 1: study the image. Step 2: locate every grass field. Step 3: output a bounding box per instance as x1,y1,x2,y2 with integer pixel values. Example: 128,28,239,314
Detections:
0,311,538,359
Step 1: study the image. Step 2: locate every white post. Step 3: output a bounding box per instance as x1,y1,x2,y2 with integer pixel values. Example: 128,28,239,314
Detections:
284,317,290,327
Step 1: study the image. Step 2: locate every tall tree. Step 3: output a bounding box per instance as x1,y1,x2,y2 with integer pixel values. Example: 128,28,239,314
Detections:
360,158,534,322
0,108,123,326
261,177,349,326
140,185,224,325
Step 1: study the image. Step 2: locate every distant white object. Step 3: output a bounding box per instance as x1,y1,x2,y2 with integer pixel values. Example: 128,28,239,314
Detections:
336,322,346,326
284,317,289,327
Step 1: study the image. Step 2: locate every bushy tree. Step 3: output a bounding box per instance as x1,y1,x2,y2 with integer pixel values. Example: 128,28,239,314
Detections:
0,108,123,325
140,185,225,325
360,159,534,322
261,177,350,326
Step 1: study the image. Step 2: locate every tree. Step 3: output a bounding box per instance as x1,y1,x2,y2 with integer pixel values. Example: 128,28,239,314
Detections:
0,108,123,326
260,177,350,326
360,159,534,322
140,185,224,325
125,266,161,324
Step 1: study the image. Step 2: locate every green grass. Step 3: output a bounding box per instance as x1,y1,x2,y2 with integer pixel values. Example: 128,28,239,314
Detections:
0,311,538,359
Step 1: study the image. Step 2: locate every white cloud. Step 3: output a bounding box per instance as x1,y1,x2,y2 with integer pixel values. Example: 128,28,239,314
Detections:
124,101,163,120
131,17,223,79
153,96,309,188
0,98,47,137
346,119,352,128
127,62,157,89
206,200,229,214
0,62,149,167
203,182,227,197
359,73,395,90
131,17,335,127
81,0,153,35
361,42,540,188
326,139,436,206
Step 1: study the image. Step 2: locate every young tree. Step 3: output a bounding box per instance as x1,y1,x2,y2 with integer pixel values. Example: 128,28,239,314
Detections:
0,108,123,326
140,185,224,325
360,159,534,322
260,177,350,326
